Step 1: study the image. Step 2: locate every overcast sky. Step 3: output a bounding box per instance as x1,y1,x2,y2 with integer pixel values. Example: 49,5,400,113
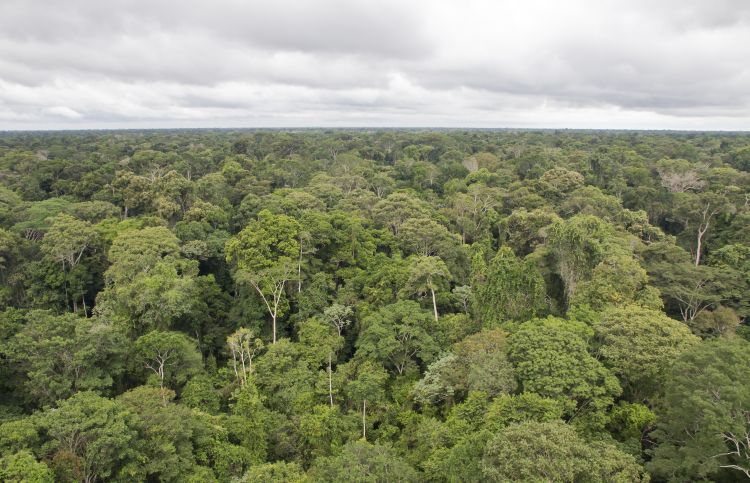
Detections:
1,0,749,130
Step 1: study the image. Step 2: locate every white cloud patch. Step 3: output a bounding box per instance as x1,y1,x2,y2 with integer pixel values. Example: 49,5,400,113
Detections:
45,106,82,119
0,0,749,129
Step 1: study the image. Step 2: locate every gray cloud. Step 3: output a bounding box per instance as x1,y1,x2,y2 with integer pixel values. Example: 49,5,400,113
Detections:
0,0,749,129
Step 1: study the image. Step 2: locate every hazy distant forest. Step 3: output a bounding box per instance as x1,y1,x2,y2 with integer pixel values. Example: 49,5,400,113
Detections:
0,129,749,482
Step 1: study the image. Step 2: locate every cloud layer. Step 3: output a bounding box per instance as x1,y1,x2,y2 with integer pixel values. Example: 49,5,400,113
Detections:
1,0,749,129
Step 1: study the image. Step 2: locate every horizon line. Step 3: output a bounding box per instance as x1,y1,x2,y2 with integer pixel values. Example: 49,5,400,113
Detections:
2,126,750,134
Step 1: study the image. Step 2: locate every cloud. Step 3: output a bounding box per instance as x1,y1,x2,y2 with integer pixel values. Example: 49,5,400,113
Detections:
0,0,749,129
45,106,82,119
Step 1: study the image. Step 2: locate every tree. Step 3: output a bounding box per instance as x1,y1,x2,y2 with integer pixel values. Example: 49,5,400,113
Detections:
323,303,353,337
235,461,305,483
118,386,205,481
484,393,564,431
649,337,750,481
397,218,457,258
0,451,54,483
133,330,202,395
412,353,462,407
345,361,388,440
251,338,316,415
357,301,438,375
297,404,351,464
0,228,22,307
538,167,584,201
297,317,344,407
472,247,547,326
595,304,698,398
560,186,624,220
447,183,502,244
643,240,728,323
225,209,300,344
104,226,180,285
308,440,419,482
100,257,204,335
690,305,743,339
40,213,98,312
570,252,662,312
97,226,206,335
227,328,263,388
182,374,221,414
499,208,561,257
707,243,750,320
403,255,451,322
482,421,648,482
227,383,269,465
38,392,141,483
5,310,125,407
657,158,706,193
295,209,331,292
672,191,735,266
451,285,471,315
372,192,431,235
546,215,618,304
454,329,517,398
0,417,40,456
508,317,620,425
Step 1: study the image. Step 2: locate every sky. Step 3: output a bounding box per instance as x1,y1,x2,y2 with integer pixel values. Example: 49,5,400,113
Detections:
1,0,749,130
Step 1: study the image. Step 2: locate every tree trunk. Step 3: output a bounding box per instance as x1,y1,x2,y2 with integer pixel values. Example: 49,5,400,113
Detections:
62,261,70,312
328,352,334,407
158,361,169,404
430,286,439,322
271,313,277,345
298,242,303,293
231,349,239,385
240,349,247,385
695,224,708,266
362,399,367,440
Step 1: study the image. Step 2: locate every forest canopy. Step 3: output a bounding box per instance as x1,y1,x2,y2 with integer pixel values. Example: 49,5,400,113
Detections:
0,128,748,482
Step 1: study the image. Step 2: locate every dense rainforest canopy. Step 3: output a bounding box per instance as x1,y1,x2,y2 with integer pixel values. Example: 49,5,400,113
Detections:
0,128,748,482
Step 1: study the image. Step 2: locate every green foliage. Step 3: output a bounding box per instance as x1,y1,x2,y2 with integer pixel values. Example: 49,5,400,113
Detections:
118,386,205,480
482,421,648,482
225,209,300,343
0,450,54,483
499,208,561,256
508,317,621,425
308,440,419,482
607,401,656,442
357,301,438,374
648,337,750,481
412,353,460,407
4,310,125,406
484,393,564,430
104,226,181,286
38,392,142,482
182,375,221,414
227,384,269,464
546,215,615,303
472,246,547,326
403,255,451,321
0,417,40,454
226,210,300,273
236,461,305,482
452,329,517,397
133,330,202,390
0,130,747,482
595,304,699,398
571,252,663,312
